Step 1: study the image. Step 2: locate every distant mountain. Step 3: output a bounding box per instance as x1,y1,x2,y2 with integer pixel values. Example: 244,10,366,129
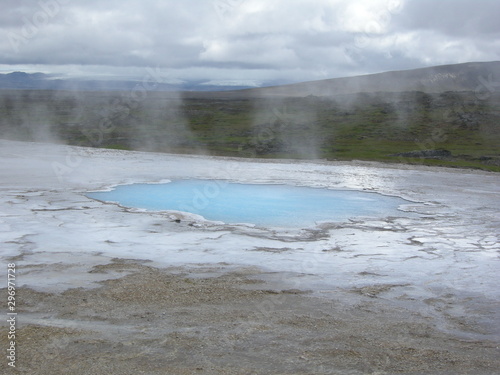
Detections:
239,61,500,97
1,61,499,95
0,71,53,89
0,72,276,92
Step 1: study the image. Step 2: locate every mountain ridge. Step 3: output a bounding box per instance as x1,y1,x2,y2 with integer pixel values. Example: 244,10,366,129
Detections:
1,61,499,95
0,72,280,92
239,61,500,97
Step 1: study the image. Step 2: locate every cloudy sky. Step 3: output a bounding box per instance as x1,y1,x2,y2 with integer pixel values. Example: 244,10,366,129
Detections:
1,0,499,86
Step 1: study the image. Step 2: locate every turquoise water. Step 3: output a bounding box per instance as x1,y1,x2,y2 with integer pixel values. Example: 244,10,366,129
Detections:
87,180,410,227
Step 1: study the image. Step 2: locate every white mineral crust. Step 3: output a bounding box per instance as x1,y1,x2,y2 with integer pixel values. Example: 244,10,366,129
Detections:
1,140,499,340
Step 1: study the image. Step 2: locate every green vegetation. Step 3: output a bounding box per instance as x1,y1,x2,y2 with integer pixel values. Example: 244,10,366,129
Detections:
0,89,499,171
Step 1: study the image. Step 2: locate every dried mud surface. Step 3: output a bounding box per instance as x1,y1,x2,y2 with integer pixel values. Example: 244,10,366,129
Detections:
1,260,499,375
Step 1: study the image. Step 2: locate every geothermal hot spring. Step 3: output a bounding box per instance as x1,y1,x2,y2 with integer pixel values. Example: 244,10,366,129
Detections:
87,179,412,227
1,141,499,350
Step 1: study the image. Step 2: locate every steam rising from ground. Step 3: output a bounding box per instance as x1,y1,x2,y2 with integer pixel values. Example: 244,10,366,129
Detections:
0,90,65,144
114,92,205,154
0,89,204,155
0,68,499,168
249,96,321,159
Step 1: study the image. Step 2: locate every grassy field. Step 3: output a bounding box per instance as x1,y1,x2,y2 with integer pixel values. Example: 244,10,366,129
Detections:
1,89,499,171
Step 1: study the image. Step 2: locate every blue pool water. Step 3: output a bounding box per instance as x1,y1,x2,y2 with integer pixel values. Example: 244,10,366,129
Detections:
87,180,410,227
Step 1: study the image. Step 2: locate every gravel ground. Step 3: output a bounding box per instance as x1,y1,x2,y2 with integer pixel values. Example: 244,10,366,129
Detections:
2,259,499,375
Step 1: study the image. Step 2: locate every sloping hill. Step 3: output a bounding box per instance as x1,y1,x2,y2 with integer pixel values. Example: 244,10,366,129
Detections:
236,61,500,97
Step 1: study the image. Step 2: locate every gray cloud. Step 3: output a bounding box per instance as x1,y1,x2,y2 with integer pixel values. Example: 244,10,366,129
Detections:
395,0,500,37
0,0,499,84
